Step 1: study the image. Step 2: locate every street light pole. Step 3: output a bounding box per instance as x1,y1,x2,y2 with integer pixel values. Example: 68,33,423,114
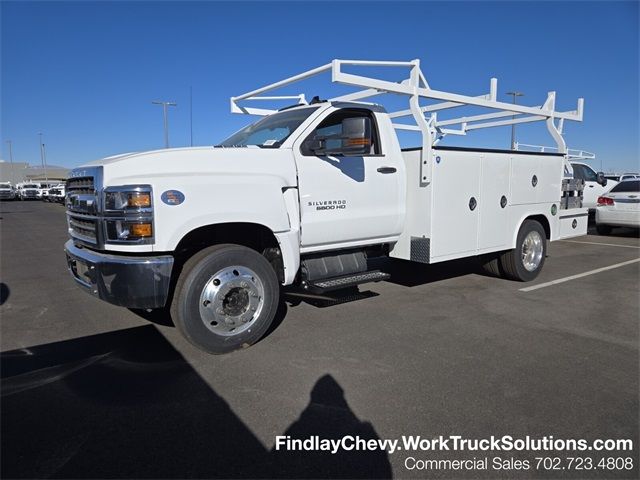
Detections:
152,100,177,148
42,142,49,182
38,133,49,183
506,91,524,150
38,133,45,178
6,140,15,183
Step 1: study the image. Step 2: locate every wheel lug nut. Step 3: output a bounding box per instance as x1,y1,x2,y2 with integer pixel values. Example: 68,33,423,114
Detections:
203,300,211,306
240,282,248,288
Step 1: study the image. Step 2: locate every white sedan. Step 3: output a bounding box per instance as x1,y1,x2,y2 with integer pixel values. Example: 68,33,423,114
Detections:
595,180,640,235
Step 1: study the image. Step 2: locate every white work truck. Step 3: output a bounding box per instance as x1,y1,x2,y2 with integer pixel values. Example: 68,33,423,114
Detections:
64,59,588,354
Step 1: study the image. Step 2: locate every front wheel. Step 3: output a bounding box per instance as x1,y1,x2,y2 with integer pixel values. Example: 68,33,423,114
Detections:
499,220,547,282
170,244,280,354
596,224,612,235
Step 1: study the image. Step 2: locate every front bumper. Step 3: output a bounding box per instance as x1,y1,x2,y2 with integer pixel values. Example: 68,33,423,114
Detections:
64,240,174,309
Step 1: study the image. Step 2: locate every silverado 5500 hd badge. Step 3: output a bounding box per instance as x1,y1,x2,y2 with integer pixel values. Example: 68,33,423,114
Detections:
309,200,347,211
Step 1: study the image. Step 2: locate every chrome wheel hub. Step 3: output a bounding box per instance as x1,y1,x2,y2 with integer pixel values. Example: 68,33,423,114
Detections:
199,266,264,336
521,231,544,272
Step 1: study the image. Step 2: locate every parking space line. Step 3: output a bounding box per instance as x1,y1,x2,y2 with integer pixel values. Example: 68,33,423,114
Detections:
559,240,640,249
520,258,640,292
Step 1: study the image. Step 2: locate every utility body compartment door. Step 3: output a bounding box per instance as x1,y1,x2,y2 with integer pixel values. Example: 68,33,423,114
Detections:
430,152,481,259
556,209,589,239
478,154,510,250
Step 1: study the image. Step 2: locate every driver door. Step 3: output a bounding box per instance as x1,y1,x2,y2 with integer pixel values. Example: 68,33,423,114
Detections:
292,108,403,250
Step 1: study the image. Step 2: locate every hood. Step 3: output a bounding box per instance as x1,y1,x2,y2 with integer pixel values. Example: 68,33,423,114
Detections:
80,146,298,188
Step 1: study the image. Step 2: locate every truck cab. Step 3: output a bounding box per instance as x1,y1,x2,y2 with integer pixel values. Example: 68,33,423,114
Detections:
570,161,615,209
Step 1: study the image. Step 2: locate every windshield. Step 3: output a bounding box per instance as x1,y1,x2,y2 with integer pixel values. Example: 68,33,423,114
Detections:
0,183,10,188
217,107,319,148
611,180,640,193
24,184,39,188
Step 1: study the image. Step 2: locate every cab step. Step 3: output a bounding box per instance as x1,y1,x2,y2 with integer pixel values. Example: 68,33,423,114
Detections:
305,270,390,293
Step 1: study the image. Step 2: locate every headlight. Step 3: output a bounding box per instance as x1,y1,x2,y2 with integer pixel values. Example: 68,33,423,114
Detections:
105,190,152,211
103,185,154,244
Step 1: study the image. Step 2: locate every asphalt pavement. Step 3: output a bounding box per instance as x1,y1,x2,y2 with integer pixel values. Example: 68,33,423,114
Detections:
1,200,638,479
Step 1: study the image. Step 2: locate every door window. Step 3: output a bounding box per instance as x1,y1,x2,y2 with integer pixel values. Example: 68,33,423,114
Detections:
572,164,597,182
301,109,380,156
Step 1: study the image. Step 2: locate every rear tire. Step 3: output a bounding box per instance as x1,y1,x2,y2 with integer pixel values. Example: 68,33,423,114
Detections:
499,220,547,282
596,224,612,235
170,244,280,354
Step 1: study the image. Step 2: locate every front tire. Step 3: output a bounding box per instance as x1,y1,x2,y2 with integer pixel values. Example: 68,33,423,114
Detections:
596,224,612,235
170,244,280,354
499,220,547,282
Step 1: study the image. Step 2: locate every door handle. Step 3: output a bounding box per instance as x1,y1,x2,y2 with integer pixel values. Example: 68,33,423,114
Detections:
377,167,397,174
588,185,594,188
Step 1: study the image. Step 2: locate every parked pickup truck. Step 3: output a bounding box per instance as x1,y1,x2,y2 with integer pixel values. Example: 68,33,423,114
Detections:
64,59,588,354
18,183,40,200
0,182,16,200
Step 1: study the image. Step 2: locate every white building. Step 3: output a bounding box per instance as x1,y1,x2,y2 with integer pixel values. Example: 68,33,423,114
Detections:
0,160,69,184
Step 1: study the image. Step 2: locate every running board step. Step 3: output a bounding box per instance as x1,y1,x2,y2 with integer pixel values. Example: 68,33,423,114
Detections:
306,270,390,293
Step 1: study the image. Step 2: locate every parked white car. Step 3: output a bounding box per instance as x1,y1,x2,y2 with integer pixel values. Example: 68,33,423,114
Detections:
618,173,640,182
570,162,616,209
595,180,640,234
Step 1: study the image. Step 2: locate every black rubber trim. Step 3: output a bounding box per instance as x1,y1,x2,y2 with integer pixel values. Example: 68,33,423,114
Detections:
402,146,564,157
558,213,588,219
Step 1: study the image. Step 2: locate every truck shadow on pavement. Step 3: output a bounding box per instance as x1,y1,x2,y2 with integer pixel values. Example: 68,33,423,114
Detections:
381,257,484,287
0,283,9,305
0,325,392,479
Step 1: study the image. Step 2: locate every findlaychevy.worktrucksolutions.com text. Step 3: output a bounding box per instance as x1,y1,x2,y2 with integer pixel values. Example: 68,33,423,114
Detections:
274,435,633,455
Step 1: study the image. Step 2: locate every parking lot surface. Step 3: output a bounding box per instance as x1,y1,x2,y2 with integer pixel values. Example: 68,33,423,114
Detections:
1,200,638,478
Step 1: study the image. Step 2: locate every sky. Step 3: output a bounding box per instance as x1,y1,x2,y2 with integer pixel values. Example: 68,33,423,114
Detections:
1,0,639,173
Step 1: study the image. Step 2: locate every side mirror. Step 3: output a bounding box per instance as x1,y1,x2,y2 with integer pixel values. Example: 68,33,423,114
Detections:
339,117,372,156
305,117,372,156
596,172,607,187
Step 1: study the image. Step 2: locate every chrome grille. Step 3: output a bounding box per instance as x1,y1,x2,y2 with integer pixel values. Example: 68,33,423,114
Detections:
68,214,97,242
66,177,94,195
66,167,102,246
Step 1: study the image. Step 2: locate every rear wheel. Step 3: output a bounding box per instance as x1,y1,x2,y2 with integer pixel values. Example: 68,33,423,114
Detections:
596,224,612,235
499,220,547,282
170,244,280,354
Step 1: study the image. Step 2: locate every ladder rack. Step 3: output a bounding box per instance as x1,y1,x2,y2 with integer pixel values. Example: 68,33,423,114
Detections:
515,143,595,161
231,59,584,182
